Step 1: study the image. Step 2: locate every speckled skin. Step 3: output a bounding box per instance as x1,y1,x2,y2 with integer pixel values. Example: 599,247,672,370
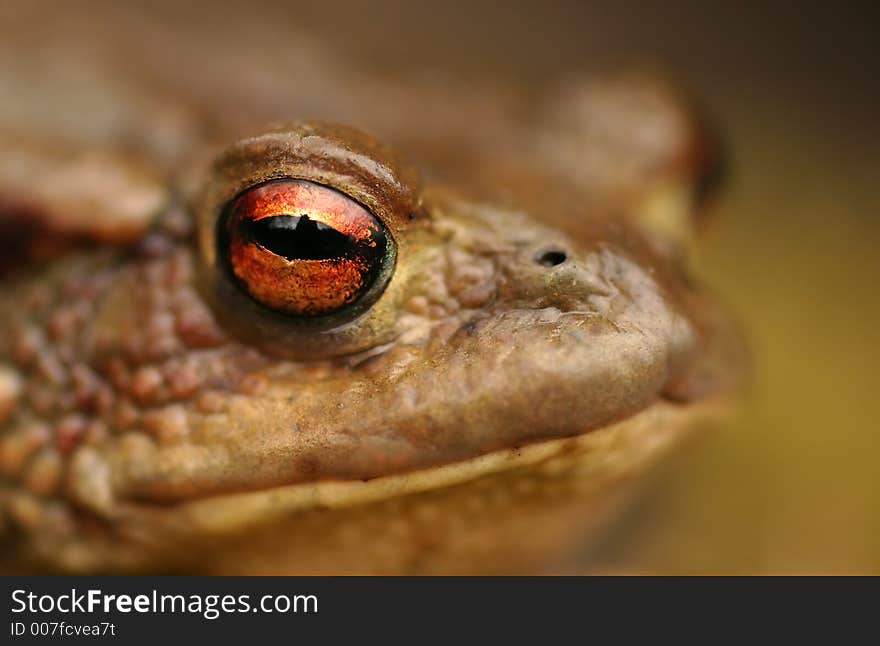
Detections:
0,5,742,573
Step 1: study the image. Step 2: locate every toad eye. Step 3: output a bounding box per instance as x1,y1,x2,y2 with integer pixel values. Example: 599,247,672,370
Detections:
219,179,391,317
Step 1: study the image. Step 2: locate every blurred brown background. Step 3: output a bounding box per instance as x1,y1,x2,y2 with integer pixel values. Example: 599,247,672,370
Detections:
3,1,878,572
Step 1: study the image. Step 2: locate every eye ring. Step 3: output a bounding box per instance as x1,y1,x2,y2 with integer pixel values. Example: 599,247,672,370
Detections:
218,178,394,318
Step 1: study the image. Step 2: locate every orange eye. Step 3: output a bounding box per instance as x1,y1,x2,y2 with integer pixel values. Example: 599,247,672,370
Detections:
219,179,390,317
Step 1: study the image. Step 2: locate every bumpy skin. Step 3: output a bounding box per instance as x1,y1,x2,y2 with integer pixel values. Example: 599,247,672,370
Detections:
0,6,741,573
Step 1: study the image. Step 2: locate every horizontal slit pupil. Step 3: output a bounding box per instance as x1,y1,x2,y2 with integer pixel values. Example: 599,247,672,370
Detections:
246,214,355,261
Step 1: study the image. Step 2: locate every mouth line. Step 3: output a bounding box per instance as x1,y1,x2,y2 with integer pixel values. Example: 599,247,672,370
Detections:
114,398,721,540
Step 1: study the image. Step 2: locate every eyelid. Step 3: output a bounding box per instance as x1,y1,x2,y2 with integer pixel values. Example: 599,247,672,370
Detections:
204,122,423,235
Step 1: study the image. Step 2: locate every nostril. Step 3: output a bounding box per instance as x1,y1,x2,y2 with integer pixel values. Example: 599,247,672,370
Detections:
535,249,567,267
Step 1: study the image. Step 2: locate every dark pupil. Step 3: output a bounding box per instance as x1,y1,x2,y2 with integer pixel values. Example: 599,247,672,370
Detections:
243,214,359,261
